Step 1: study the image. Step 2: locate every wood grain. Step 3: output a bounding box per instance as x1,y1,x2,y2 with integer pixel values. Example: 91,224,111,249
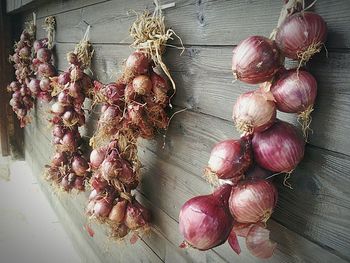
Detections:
32,0,350,49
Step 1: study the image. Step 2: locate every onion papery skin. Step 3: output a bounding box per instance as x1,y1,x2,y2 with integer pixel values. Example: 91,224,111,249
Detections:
205,137,252,182
232,36,281,84
229,180,278,224
246,224,276,259
124,200,151,230
252,120,305,172
275,12,327,61
233,90,276,134
179,184,233,250
270,69,317,113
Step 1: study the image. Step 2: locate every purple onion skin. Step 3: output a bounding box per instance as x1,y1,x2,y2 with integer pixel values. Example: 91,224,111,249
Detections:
270,69,317,113
276,12,327,60
252,120,305,173
207,137,252,180
179,184,233,250
245,164,272,180
232,36,281,84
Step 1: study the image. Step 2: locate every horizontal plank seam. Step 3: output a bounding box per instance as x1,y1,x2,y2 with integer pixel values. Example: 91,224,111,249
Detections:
139,236,165,263
45,41,350,53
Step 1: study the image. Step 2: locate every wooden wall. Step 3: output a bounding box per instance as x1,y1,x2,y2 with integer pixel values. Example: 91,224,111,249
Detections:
8,0,350,262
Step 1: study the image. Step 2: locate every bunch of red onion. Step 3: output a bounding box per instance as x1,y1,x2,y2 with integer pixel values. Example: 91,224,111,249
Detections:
86,50,174,243
45,51,93,192
92,51,170,141
8,27,36,127
31,38,56,102
86,141,150,240
179,2,326,259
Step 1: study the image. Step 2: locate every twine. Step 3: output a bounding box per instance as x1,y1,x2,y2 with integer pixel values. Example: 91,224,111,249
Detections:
129,3,184,108
44,16,56,49
74,25,94,69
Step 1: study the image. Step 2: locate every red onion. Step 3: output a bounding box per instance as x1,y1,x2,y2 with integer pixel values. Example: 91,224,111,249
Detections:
151,72,169,93
38,63,55,77
37,48,52,63
57,91,72,105
72,155,89,176
179,184,233,250
90,173,108,193
229,180,277,224
19,46,30,58
109,199,127,223
132,75,152,95
270,69,317,113
246,224,276,259
52,125,65,138
74,176,85,191
68,82,82,98
62,131,78,151
51,152,67,167
58,72,71,85
205,137,252,184
252,120,305,172
125,51,150,76
33,40,45,52
61,175,70,191
28,78,40,95
232,36,281,84
276,12,327,61
233,90,276,134
51,102,66,115
118,160,136,185
89,189,98,201
94,198,113,218
90,147,107,169
102,82,125,105
39,77,50,91
9,81,20,91
124,200,150,230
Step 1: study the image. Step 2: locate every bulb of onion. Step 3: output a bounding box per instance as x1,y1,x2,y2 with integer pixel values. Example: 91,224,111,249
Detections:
233,90,276,134
179,184,233,250
232,36,281,84
229,179,277,223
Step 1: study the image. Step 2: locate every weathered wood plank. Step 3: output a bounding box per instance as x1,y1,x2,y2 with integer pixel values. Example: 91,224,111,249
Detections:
49,43,350,157
33,0,350,49
32,101,350,261
35,0,111,18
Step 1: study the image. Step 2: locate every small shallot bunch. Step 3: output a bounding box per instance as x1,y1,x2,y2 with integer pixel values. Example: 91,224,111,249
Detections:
8,24,36,127
92,51,170,145
31,37,56,102
45,38,94,192
87,140,150,240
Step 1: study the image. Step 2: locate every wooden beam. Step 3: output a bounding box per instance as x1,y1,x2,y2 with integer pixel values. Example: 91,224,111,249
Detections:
0,0,11,156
